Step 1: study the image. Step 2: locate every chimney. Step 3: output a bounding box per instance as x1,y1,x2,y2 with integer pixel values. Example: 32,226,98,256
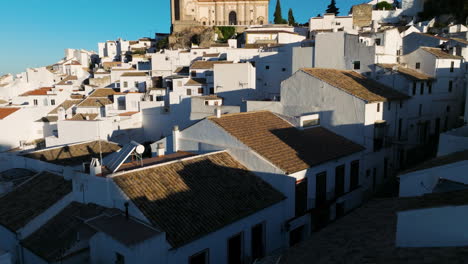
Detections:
156,143,165,157
215,107,222,118
172,126,180,152
57,107,66,121
89,158,102,177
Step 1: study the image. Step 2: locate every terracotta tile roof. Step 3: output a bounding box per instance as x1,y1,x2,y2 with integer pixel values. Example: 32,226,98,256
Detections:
377,64,434,81
0,99,8,104
174,66,190,75
35,116,59,123
209,111,364,174
272,197,468,264
450,38,468,45
415,32,449,41
21,202,107,262
113,151,285,248
118,111,139,117
185,78,207,86
0,168,37,187
203,53,220,57
77,97,113,108
399,189,468,211
70,94,85,100
68,113,98,121
22,140,121,166
20,87,54,96
121,72,148,77
0,171,72,231
87,213,161,247
102,61,122,68
89,88,117,98
0,107,20,119
421,47,463,60
48,100,82,115
56,75,78,85
190,60,233,69
400,150,468,175
301,68,409,103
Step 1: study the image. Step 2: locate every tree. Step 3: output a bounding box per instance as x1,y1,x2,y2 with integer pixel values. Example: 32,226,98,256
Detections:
288,8,297,26
274,0,285,24
326,0,339,15
375,1,394,10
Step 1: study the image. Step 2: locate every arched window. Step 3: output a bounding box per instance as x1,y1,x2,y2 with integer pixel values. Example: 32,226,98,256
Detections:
229,11,237,25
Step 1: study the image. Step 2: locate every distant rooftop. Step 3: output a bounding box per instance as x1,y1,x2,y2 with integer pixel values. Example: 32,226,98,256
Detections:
22,140,121,166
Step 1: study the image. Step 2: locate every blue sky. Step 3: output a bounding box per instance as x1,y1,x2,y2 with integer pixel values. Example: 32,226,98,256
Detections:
0,0,366,75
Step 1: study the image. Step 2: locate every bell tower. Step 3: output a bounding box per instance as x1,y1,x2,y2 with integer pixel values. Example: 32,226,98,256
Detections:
171,0,183,24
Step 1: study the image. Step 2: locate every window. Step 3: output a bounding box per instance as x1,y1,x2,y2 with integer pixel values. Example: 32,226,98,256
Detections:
336,22,341,26
450,61,455,72
198,88,203,94
419,104,422,117
374,121,386,151
420,82,424,95
265,65,270,70
375,38,381,46
377,103,380,112
191,71,197,77
353,61,361,70
33,99,38,106
115,253,125,264
350,160,360,190
335,165,345,198
134,81,138,88
228,233,243,264
398,118,402,140
295,178,307,216
315,172,327,208
189,249,209,264
156,96,164,101
209,87,214,94
282,68,286,72
412,81,417,95
427,82,432,94
251,223,265,261
123,81,128,88
51,99,56,106
415,62,421,69
449,81,453,92
186,89,192,96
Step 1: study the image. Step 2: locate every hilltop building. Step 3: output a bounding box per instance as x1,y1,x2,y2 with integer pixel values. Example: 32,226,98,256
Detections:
170,0,270,32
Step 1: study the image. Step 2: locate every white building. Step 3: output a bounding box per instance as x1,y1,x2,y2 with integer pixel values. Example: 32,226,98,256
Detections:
152,111,365,240
309,13,354,36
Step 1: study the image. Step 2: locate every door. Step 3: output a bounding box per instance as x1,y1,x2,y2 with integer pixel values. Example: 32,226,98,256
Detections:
335,165,345,198
251,223,265,261
336,202,345,219
315,172,327,208
228,233,243,264
295,179,307,216
289,225,304,246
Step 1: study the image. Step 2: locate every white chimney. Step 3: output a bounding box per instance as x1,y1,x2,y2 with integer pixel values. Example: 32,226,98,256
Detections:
172,126,180,152
89,158,102,177
156,143,165,157
215,107,222,118
57,107,66,121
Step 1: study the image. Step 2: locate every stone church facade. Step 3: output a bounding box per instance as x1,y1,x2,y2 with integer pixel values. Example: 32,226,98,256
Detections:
171,0,269,31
